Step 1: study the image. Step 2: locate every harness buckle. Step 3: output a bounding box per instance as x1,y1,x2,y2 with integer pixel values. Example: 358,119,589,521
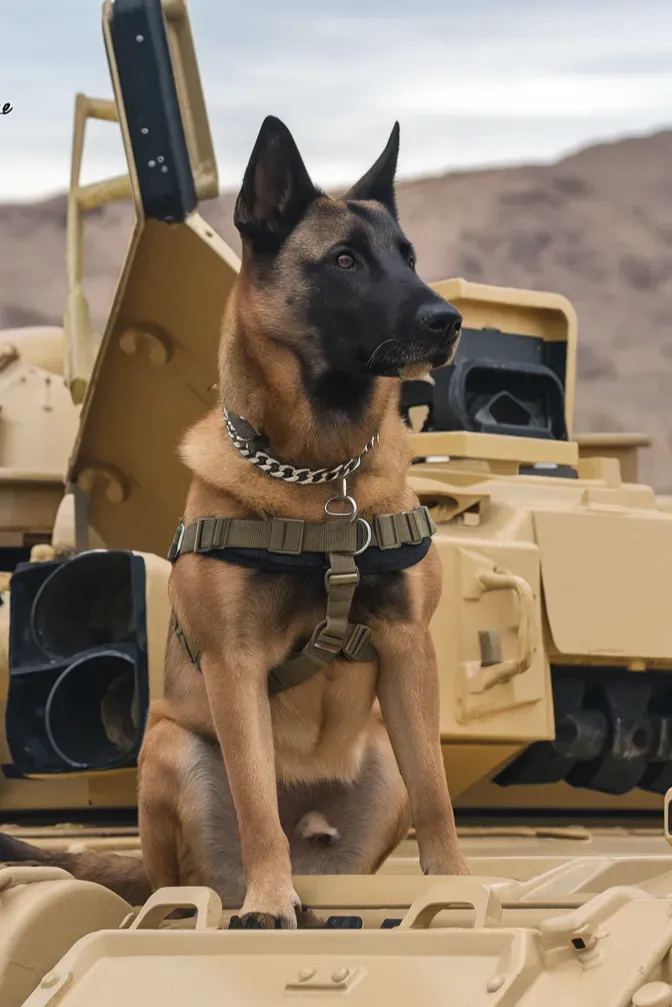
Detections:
406,509,424,544
193,518,209,553
423,505,438,537
373,514,400,550
342,623,374,662
324,568,360,592
311,620,345,656
167,522,185,562
268,517,305,555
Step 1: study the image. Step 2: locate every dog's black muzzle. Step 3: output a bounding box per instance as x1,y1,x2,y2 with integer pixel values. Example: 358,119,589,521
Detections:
364,301,463,377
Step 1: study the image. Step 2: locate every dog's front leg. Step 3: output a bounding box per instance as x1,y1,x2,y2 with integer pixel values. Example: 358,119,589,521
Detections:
200,652,300,929
375,623,469,876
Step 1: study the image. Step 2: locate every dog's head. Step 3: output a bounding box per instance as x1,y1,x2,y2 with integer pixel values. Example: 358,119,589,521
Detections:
233,115,462,384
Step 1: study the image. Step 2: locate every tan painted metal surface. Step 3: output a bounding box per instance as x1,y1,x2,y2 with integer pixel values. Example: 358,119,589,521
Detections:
0,867,129,1007
535,507,672,658
4,815,672,1006
5,863,672,1006
0,328,80,549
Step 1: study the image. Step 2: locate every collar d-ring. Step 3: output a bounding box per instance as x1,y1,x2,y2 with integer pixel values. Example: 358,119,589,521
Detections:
324,476,358,521
354,517,372,555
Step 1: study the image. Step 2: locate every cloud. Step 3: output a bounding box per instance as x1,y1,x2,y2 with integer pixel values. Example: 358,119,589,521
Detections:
387,73,672,118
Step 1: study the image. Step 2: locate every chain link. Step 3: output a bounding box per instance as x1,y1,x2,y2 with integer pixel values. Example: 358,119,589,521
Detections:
223,410,379,485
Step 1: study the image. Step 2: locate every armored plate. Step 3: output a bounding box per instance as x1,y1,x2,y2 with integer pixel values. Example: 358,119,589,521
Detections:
66,0,238,558
67,213,238,557
535,506,672,658
9,868,672,1007
6,820,672,1006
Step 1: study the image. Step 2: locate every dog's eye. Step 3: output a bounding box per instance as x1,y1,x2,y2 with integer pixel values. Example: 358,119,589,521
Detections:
336,253,355,269
408,255,417,272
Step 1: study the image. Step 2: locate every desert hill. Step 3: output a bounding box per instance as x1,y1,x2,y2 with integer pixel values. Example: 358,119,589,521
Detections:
2,128,672,489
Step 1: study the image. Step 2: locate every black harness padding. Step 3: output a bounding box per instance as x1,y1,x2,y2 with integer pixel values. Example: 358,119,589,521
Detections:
203,538,431,575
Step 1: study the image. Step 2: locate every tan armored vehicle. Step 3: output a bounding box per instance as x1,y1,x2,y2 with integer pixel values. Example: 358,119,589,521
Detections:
0,327,106,810
2,0,672,1003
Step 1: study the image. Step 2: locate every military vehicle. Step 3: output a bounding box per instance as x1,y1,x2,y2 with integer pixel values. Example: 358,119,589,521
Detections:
0,323,112,814
2,0,672,1003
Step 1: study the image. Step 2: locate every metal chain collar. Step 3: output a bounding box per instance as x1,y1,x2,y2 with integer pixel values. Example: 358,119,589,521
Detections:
223,409,380,486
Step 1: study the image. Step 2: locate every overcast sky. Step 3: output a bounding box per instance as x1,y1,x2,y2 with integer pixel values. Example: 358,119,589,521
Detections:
1,0,671,202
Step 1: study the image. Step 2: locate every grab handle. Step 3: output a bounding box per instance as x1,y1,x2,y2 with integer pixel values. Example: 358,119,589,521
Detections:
398,879,504,930
129,885,222,930
473,568,536,692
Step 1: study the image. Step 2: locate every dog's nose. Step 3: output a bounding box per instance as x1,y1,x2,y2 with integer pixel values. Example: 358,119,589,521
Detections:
416,302,462,341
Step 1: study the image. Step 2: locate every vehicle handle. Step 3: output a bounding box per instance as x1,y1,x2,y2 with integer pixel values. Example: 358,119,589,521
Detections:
397,879,503,930
475,568,536,691
129,885,222,930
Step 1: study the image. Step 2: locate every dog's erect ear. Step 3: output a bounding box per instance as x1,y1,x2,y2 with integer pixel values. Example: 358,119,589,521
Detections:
234,115,319,248
343,122,400,218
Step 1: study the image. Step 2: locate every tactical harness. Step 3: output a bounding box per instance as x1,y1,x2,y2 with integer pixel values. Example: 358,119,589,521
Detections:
167,411,438,695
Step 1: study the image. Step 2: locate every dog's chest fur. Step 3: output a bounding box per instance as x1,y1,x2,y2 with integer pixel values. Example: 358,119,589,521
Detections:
253,566,411,648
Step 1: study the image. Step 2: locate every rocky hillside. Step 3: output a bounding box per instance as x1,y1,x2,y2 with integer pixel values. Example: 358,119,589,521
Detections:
2,128,672,489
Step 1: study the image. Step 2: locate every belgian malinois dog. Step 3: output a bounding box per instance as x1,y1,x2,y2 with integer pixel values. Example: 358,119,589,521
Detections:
0,116,468,927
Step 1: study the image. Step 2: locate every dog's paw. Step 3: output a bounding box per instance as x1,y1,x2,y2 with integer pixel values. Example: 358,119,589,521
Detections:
229,911,295,930
421,854,470,877
228,903,324,930
416,825,470,877
235,883,301,930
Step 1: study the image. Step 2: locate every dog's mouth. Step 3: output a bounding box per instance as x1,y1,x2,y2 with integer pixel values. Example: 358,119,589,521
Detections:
359,339,454,378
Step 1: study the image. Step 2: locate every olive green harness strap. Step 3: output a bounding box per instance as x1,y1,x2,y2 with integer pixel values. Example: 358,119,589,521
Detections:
170,506,437,695
173,552,375,693
168,506,436,561
173,616,201,670
266,552,375,693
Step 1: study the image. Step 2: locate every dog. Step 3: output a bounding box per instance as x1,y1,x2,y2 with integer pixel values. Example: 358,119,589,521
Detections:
0,116,468,927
